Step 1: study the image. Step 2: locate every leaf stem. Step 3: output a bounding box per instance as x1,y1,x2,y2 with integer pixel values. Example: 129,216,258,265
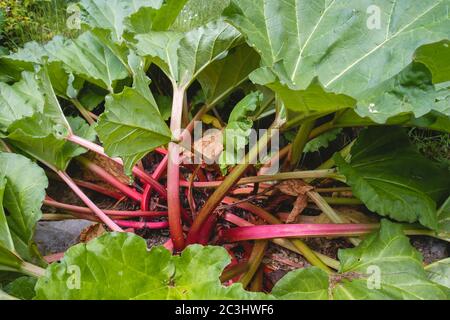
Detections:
71,98,95,125
20,261,46,278
238,240,268,288
289,119,315,169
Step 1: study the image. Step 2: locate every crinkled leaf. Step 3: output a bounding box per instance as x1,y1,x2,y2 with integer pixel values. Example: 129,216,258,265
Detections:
304,128,343,153
356,63,450,123
198,45,260,107
415,40,450,84
273,220,448,300
45,32,130,91
334,127,450,230
225,0,449,119
4,276,36,300
135,19,241,88
35,232,267,300
219,92,262,169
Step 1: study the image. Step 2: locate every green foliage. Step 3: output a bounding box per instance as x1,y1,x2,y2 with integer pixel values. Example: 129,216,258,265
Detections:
335,127,450,230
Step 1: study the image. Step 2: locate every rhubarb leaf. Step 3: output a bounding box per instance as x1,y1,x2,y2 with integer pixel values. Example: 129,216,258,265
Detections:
198,45,260,107
79,0,163,42
45,32,130,92
334,127,450,230
96,54,171,176
219,92,263,169
415,40,450,84
426,258,450,289
35,232,267,300
273,220,448,300
355,63,450,123
3,276,36,300
135,19,241,89
125,0,188,34
304,128,343,153
437,196,450,236
0,152,47,263
225,0,449,120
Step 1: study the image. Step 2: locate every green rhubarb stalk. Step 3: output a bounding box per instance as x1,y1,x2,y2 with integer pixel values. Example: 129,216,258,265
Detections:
289,119,316,169
238,240,268,288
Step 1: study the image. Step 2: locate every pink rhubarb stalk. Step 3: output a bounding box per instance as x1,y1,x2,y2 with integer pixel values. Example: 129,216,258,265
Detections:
56,170,123,232
113,220,169,230
77,156,142,202
220,223,379,242
44,198,167,218
66,134,167,198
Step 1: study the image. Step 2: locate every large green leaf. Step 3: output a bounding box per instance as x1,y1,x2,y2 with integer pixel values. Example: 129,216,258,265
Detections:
0,153,47,261
135,19,241,89
96,87,172,176
172,0,230,32
355,63,450,123
334,127,450,230
45,32,130,92
225,0,449,120
197,45,260,107
35,232,267,300
3,276,36,300
272,220,448,300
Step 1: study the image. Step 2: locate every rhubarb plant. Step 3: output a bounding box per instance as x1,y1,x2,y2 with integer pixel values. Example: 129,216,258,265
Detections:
0,0,449,300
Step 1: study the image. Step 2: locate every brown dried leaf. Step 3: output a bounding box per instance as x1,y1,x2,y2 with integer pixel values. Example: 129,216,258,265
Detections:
79,223,106,243
182,130,223,164
277,180,314,197
286,195,308,223
84,152,131,185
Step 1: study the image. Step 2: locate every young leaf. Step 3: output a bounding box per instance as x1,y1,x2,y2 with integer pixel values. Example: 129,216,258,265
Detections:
135,19,241,89
0,153,48,262
272,220,448,300
334,127,450,230
225,0,449,120
35,232,268,300
304,128,343,153
219,92,262,169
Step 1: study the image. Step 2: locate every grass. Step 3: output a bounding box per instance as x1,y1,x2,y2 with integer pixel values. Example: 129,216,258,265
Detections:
0,0,78,51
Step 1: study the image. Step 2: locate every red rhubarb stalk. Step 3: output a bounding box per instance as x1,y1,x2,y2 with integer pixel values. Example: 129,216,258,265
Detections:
44,199,167,218
220,223,379,242
113,220,169,230
66,134,167,198
56,170,123,232
167,87,186,250
77,156,142,202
